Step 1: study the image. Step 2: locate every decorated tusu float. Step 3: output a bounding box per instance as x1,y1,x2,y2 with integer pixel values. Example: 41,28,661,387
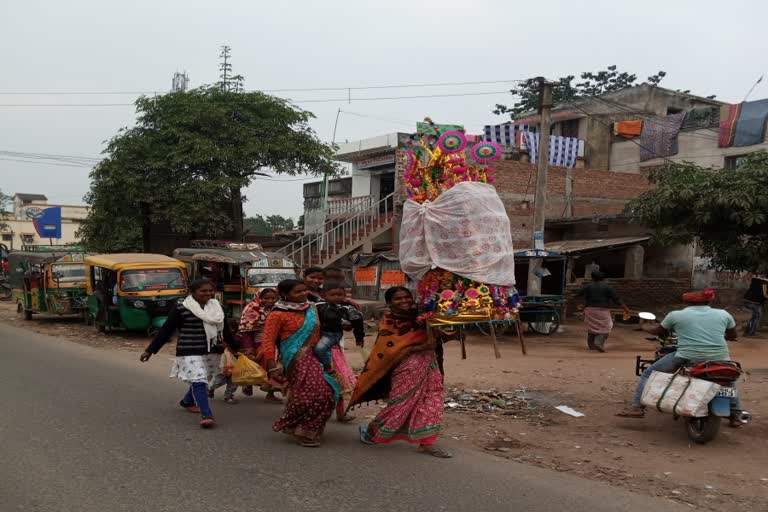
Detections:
398,119,525,358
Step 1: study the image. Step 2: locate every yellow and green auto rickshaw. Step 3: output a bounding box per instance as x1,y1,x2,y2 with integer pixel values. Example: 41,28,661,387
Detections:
9,246,89,320
85,254,188,334
173,240,296,322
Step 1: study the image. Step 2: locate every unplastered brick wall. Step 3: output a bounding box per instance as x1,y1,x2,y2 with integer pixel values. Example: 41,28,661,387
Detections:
564,278,691,316
490,161,653,246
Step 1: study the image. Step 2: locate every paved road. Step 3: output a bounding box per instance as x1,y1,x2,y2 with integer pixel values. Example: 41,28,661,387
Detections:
0,323,685,512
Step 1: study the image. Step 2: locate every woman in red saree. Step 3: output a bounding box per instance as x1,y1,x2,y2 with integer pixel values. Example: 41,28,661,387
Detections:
260,280,339,448
349,286,452,458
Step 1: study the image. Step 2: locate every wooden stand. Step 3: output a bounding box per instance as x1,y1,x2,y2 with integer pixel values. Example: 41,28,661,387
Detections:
427,318,527,359
516,321,527,355
489,322,502,359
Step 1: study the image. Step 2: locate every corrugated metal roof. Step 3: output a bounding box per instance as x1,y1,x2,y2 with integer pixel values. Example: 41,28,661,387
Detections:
14,193,48,201
545,236,649,255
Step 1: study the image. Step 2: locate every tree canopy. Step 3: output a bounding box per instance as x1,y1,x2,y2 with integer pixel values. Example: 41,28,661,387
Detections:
625,152,768,273
0,188,9,232
244,214,296,236
493,65,668,119
79,84,338,252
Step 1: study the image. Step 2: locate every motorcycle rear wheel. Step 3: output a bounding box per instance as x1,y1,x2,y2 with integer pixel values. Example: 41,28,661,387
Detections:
685,415,721,444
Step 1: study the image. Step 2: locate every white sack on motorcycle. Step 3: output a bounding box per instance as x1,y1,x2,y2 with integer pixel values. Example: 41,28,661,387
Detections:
399,181,516,285
641,371,721,417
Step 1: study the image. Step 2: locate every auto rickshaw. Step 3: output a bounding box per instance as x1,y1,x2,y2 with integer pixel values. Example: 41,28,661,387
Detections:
85,254,188,333
9,246,89,320
173,240,296,321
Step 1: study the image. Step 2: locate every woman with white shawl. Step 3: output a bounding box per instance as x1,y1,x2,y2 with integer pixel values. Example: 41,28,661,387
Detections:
141,278,237,428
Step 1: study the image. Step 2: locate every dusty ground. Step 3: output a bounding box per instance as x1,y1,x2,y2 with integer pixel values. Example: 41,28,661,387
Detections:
2,300,766,511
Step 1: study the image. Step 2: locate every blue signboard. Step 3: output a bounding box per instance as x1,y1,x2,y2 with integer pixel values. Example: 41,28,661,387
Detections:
33,207,62,239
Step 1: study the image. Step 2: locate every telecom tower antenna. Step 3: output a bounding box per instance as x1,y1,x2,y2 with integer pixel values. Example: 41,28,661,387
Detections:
171,71,189,93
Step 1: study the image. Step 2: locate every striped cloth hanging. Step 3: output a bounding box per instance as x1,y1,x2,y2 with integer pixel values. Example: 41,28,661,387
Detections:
523,132,581,168
483,123,534,146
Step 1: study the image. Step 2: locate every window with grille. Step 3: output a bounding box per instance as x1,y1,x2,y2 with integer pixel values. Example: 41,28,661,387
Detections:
724,154,752,170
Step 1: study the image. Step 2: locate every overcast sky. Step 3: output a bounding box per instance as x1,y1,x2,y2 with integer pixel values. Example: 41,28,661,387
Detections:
1,0,766,220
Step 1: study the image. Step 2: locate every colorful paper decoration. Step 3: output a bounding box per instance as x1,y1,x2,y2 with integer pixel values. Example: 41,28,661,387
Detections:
470,141,502,162
437,131,468,154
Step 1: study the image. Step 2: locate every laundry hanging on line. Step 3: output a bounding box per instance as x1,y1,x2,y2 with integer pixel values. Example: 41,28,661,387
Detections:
483,123,535,146
523,131,581,168
639,113,684,161
732,98,768,147
718,104,741,147
614,120,643,138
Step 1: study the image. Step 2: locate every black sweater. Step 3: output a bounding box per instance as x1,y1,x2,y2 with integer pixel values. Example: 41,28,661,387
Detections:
316,301,365,344
145,302,237,357
576,282,622,308
744,278,768,304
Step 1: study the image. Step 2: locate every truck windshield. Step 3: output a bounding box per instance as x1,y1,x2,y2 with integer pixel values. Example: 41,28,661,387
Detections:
121,268,184,292
50,264,86,283
246,269,296,287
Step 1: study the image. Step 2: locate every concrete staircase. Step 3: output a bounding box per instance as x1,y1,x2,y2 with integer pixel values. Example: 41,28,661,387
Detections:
278,192,394,268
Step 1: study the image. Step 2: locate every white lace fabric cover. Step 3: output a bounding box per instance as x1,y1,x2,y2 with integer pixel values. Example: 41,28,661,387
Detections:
399,181,516,285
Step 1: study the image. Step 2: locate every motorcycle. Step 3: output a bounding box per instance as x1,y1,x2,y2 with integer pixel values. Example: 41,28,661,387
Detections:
634,312,751,444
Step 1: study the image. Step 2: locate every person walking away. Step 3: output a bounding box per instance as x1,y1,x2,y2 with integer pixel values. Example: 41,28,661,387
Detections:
743,275,768,337
261,279,338,447
140,278,237,429
314,282,365,423
303,267,324,302
351,286,453,458
236,288,282,403
1,257,9,276
575,271,628,352
617,289,745,427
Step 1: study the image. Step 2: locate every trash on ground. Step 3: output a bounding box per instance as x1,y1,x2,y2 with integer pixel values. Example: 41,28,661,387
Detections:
443,387,545,423
555,405,585,417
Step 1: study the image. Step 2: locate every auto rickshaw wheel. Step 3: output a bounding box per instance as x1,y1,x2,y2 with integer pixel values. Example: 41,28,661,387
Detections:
17,302,32,321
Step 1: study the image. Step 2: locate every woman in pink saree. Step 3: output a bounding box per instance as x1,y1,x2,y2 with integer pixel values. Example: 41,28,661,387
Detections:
349,287,452,458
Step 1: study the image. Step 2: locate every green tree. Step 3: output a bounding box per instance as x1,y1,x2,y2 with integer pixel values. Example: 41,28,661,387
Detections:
243,213,297,237
266,214,294,232
0,188,9,232
297,214,305,230
493,66,667,119
79,85,338,252
625,152,768,273
244,214,271,237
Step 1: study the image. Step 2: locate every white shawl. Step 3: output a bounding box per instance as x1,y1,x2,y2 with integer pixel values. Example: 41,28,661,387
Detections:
182,296,225,352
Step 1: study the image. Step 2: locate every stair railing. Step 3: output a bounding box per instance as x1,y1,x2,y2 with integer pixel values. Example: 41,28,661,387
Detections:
278,192,394,268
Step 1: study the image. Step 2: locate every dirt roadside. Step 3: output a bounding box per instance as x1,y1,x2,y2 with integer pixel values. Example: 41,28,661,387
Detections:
2,300,766,510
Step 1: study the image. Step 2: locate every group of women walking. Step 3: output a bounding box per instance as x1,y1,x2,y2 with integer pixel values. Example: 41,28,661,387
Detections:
140,267,453,458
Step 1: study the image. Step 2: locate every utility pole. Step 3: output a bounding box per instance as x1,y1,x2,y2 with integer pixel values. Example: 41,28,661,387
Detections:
527,78,553,296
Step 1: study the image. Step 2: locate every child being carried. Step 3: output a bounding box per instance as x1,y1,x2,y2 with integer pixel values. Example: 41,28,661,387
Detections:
314,282,365,371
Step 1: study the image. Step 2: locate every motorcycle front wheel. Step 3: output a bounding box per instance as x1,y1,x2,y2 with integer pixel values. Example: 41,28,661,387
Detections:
685,414,721,444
